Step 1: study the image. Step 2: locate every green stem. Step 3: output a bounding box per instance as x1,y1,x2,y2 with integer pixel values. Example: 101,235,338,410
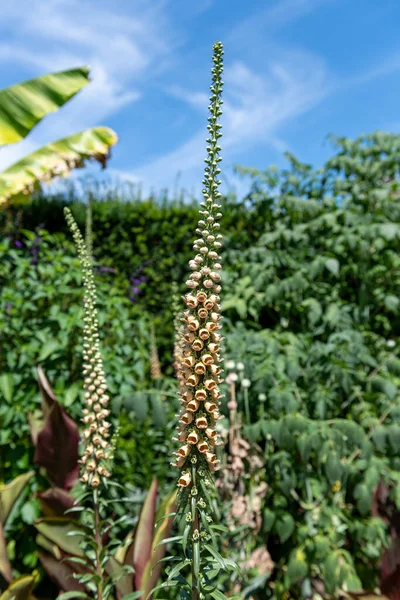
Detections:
191,464,200,600
244,388,250,424
93,489,104,600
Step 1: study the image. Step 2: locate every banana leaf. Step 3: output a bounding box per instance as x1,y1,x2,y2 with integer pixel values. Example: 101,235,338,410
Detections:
0,126,118,207
0,67,90,146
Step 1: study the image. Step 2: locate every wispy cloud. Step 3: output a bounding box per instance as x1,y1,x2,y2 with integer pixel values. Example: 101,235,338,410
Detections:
117,47,329,195
0,0,173,169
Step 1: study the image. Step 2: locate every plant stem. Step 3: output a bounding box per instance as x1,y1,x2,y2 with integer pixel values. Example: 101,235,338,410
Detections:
191,465,199,600
93,489,104,600
244,388,250,424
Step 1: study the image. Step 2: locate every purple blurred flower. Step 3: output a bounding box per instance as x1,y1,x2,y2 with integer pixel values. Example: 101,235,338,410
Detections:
15,240,23,248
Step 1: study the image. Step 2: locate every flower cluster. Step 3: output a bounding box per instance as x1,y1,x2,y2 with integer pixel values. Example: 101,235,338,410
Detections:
65,208,112,488
173,42,224,488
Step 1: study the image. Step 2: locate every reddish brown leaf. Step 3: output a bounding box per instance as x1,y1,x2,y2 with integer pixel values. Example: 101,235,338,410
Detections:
34,367,79,490
132,478,158,592
38,551,87,593
37,488,76,517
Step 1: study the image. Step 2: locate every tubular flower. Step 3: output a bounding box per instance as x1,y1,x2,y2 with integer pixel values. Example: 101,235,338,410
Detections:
175,42,224,483
65,208,112,487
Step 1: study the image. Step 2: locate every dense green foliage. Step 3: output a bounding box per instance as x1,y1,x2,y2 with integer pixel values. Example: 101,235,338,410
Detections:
2,132,400,598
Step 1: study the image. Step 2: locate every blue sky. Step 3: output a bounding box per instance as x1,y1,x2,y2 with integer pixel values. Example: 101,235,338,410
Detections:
0,0,400,198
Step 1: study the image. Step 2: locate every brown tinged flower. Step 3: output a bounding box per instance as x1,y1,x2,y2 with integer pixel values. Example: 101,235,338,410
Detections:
173,43,225,504
65,208,112,489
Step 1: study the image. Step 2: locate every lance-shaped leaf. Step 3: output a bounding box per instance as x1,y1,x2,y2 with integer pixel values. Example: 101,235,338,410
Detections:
140,489,177,599
0,575,36,600
0,471,34,525
0,472,33,583
0,523,11,583
38,551,87,594
131,478,158,592
37,488,76,517
33,366,79,490
0,67,90,147
35,517,87,558
0,126,118,207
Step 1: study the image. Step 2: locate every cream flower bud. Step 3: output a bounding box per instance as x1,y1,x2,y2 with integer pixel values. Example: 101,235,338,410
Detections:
91,474,101,487
186,295,198,308
178,444,191,457
205,427,217,440
204,295,217,309
187,399,199,412
187,431,199,444
197,291,207,303
205,452,217,464
183,356,195,368
176,455,186,467
199,328,210,340
197,440,209,453
196,416,208,429
181,412,193,425
178,472,191,487
202,354,214,365
187,374,199,387
204,279,214,289
192,339,204,351
205,379,217,391
188,319,200,331
195,389,207,401
194,362,206,375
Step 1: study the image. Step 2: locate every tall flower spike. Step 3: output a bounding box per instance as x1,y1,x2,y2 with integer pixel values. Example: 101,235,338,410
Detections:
65,207,112,488
172,42,224,600
174,41,224,480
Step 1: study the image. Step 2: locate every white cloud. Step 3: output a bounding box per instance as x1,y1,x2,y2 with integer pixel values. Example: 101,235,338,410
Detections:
0,0,173,169
118,48,329,196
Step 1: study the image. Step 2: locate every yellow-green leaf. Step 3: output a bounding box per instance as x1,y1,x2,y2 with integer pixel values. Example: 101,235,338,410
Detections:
0,575,36,600
0,67,90,146
0,472,34,525
0,127,118,207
